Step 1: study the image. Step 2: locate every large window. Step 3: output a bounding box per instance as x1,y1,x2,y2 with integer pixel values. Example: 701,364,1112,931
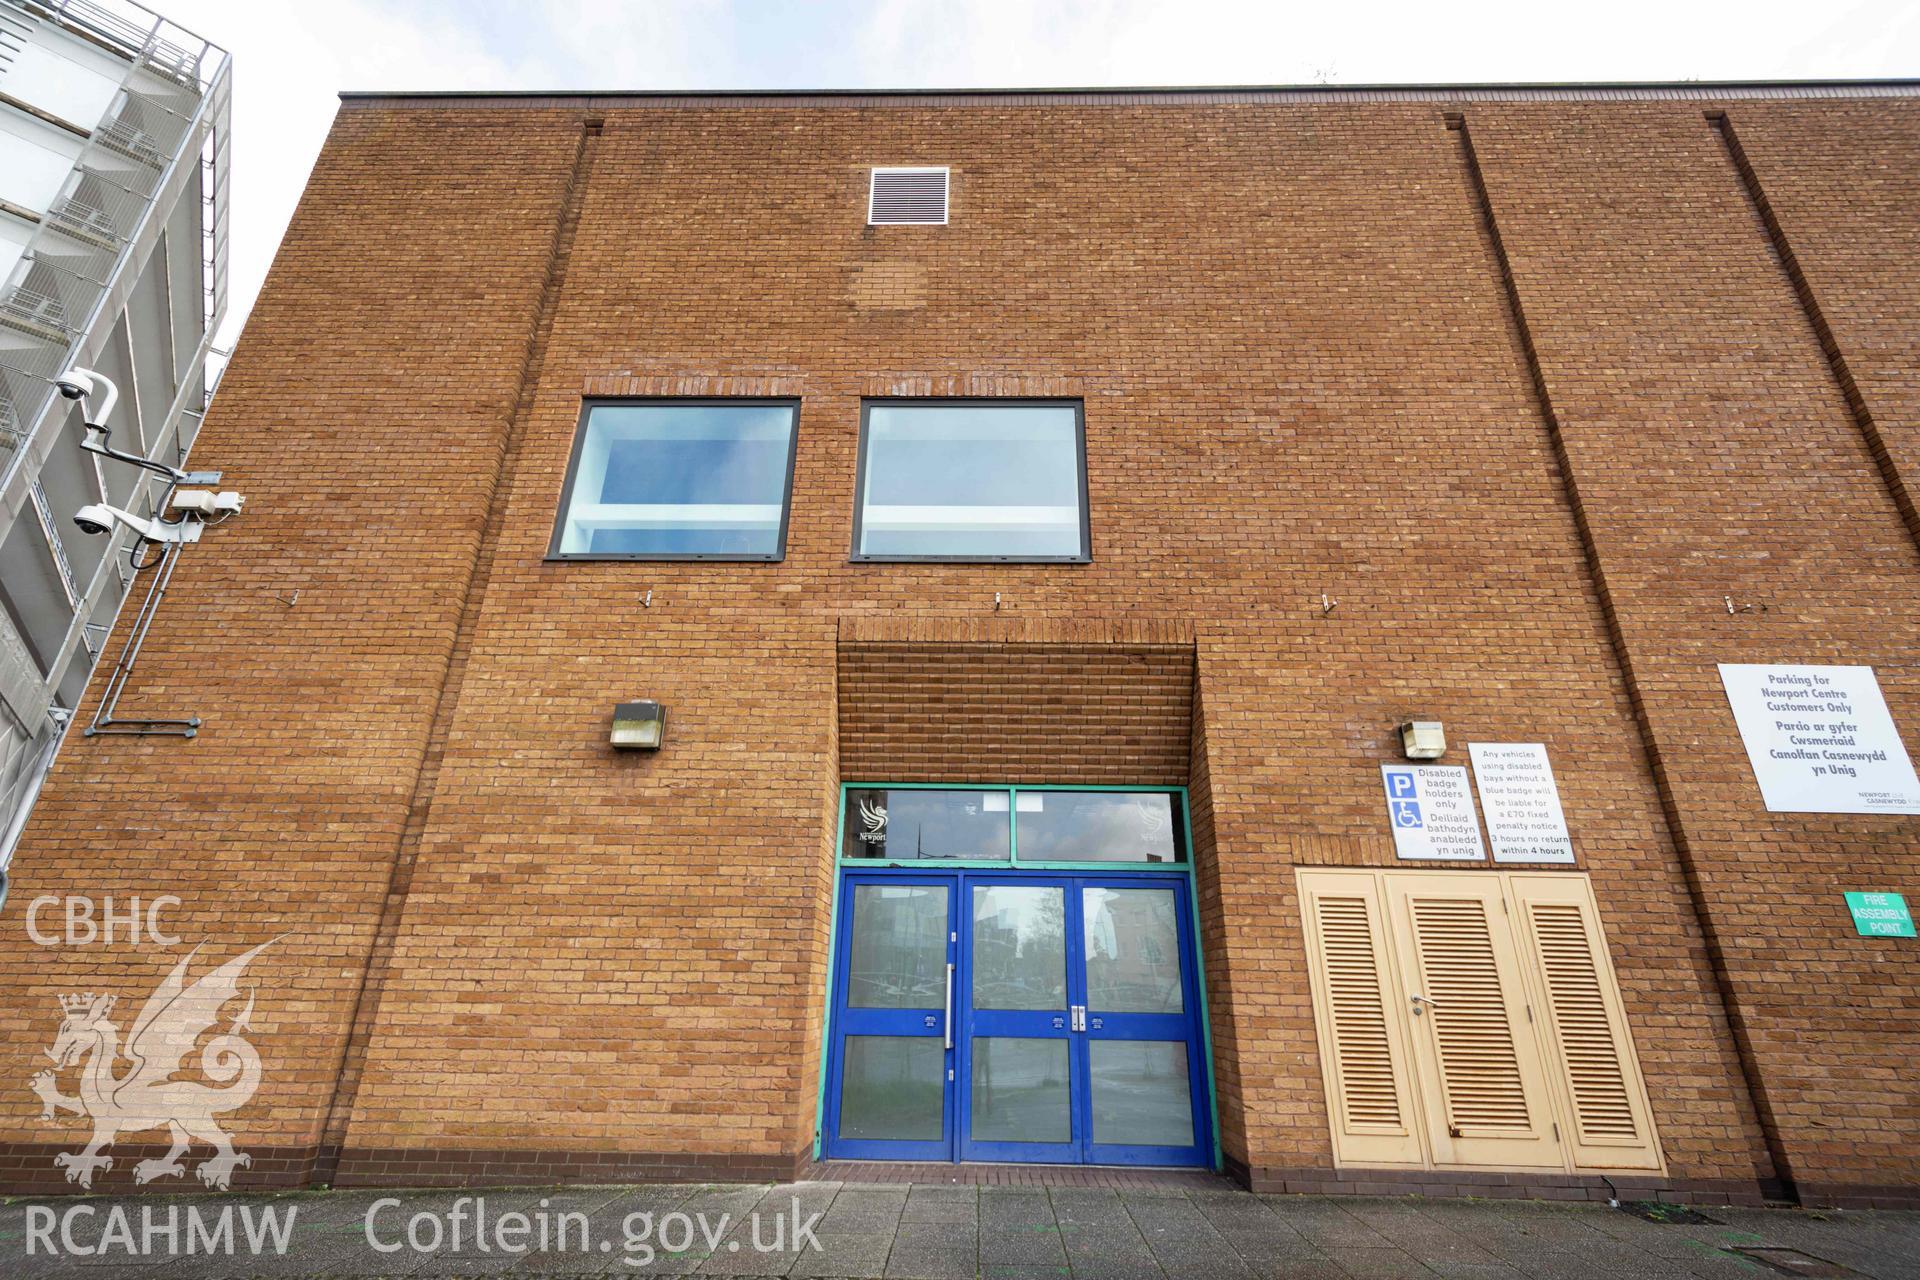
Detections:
852,401,1089,561
549,399,799,560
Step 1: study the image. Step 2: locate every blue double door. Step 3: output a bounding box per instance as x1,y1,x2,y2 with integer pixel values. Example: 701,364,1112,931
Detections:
823,871,1210,1167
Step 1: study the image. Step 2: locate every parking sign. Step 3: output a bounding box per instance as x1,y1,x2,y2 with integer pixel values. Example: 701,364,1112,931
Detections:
1380,765,1486,861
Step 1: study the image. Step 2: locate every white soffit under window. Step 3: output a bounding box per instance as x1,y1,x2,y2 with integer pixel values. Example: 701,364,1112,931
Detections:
868,166,949,225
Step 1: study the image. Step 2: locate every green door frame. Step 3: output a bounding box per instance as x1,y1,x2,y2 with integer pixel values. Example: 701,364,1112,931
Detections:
812,782,1222,1169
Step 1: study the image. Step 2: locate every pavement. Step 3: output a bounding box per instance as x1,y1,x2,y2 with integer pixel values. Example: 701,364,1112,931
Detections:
3,1179,1917,1280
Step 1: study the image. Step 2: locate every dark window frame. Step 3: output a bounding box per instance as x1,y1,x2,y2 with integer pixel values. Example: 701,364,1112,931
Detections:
546,395,802,563
849,397,1092,564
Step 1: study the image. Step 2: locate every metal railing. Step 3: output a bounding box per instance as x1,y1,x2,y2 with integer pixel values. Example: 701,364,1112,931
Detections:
0,0,230,875
0,0,228,493
16,0,217,92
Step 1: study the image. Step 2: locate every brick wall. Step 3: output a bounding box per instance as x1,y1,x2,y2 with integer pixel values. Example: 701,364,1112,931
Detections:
837,618,1195,785
1465,103,1920,1199
0,90,1914,1203
0,106,590,1189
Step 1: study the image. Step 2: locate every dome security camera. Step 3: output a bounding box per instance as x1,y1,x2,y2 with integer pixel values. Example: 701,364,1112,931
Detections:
72,503,202,545
54,367,116,428
72,505,113,536
59,368,199,485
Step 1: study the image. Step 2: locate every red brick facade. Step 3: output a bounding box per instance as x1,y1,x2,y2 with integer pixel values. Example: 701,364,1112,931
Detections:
1,85,1916,1207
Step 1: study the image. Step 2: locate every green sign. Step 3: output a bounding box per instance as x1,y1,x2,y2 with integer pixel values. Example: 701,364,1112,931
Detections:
1845,891,1915,938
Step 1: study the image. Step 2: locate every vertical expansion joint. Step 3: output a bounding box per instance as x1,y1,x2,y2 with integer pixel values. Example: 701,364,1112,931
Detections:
312,119,605,1181
1448,111,1795,1198
1709,110,1920,558
1448,117,1559,433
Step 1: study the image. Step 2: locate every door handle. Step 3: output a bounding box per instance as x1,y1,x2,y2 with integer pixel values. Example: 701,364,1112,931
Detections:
1070,1005,1086,1032
944,963,955,1049
1410,994,1440,1017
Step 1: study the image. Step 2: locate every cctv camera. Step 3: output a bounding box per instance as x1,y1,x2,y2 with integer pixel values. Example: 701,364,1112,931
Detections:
71,503,202,545
72,504,113,536
54,367,117,429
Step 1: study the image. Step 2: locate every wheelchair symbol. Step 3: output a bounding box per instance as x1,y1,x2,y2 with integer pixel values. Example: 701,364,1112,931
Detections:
1391,800,1424,829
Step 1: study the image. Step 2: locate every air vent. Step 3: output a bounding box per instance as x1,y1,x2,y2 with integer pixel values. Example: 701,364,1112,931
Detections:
868,167,948,225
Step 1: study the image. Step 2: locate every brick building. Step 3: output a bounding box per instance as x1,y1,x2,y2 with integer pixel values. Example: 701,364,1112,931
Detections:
0,81,1916,1208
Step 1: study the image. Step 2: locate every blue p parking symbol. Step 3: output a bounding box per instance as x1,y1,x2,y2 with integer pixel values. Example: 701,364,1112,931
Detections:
1385,770,1418,799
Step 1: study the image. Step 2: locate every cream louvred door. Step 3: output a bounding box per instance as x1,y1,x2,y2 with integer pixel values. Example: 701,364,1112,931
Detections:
1510,876,1663,1171
1298,871,1425,1167
1385,874,1563,1169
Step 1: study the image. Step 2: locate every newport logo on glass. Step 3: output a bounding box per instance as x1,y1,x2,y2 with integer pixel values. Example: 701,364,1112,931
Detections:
857,797,888,843
29,941,271,1190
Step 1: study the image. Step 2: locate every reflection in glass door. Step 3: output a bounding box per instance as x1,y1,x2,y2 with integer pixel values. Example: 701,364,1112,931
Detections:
823,870,1210,1167
1080,882,1207,1166
823,877,955,1160
961,879,1076,1162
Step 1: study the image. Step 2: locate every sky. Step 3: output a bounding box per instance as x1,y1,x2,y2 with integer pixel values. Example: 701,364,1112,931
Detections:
155,0,1920,352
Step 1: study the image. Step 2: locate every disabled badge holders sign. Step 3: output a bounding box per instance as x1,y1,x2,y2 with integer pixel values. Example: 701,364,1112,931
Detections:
1381,764,1487,861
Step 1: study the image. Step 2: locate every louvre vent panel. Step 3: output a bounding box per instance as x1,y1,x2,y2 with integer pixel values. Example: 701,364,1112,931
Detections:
1410,898,1532,1133
869,168,949,224
1301,870,1663,1175
1319,895,1402,1130
1531,903,1640,1140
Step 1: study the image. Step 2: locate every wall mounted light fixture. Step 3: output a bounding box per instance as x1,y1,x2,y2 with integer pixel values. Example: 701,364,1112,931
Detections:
611,701,666,750
1399,720,1446,760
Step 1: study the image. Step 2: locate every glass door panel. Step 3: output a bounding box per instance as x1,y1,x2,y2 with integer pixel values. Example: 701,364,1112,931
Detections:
1089,1040,1195,1149
847,881,950,1008
969,1037,1071,1142
1082,886,1185,1014
840,1037,945,1142
825,876,956,1160
960,879,1078,1162
970,882,1069,1009
1077,877,1209,1167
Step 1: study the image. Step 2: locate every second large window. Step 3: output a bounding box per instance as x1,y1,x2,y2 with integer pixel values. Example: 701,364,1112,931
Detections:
853,400,1089,561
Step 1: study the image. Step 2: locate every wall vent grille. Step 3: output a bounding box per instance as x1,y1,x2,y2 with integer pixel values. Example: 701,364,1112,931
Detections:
868,166,948,225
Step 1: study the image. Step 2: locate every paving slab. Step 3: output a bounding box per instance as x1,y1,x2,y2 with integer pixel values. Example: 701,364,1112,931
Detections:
1216,1227,1338,1265
979,1265,1074,1280
819,1184,909,1234
1419,1262,1533,1280
980,1188,1057,1228
1047,1189,1133,1230
900,1185,979,1225
1062,1252,1164,1280
789,1229,893,1279
979,1218,1068,1266
1260,1197,1398,1250
885,1219,977,1280
1326,1244,1452,1279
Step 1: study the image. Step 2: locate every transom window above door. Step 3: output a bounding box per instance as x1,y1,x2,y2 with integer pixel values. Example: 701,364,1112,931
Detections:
843,787,1187,864
852,400,1090,561
549,398,800,560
